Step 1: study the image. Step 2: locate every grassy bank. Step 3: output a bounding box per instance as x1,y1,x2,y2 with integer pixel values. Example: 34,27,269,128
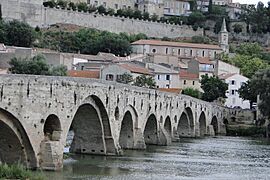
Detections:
0,164,45,180
226,125,266,137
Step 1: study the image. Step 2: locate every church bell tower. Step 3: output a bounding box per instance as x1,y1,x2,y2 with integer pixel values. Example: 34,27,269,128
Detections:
219,18,229,54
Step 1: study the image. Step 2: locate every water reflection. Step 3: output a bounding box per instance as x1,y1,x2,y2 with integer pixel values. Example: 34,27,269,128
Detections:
46,136,270,180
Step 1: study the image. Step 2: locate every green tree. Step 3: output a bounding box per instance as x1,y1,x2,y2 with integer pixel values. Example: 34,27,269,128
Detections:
187,11,205,26
250,68,270,137
208,0,213,13
200,75,228,102
142,12,150,20
230,55,268,78
97,5,106,14
9,55,50,75
133,10,142,19
235,42,263,57
0,20,6,43
150,14,159,21
5,20,36,47
182,88,201,99
77,2,88,12
117,73,133,84
48,65,67,76
133,75,156,89
9,54,67,76
238,81,258,109
233,23,243,34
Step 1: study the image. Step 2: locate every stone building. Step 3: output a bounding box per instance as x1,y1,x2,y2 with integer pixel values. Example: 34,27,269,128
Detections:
163,0,191,16
131,39,223,59
146,63,180,88
179,70,200,90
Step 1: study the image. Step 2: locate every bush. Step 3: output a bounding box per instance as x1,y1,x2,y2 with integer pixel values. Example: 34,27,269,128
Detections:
0,163,44,180
182,88,201,99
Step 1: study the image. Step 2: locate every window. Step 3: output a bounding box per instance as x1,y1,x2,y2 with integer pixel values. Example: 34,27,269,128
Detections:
231,90,235,95
166,75,170,80
103,2,106,7
184,80,186,85
157,75,160,80
116,75,123,82
166,48,168,54
81,66,84,70
231,80,235,85
87,0,90,4
152,49,157,53
94,1,98,6
202,51,205,57
190,49,193,56
115,4,118,9
106,74,114,81
166,84,170,88
178,49,181,55
192,81,195,85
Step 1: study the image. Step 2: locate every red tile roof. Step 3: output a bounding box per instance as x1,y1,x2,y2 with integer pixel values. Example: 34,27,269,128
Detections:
196,57,213,64
119,63,152,75
68,70,100,79
132,40,222,50
179,70,199,79
158,88,182,94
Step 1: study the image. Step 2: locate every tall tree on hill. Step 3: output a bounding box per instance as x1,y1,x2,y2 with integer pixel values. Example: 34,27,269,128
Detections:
208,0,213,14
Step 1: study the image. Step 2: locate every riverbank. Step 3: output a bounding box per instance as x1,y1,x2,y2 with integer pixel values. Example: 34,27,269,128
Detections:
226,124,266,137
0,164,45,180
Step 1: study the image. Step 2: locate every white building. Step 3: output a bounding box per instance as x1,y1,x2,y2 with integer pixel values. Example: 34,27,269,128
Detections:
219,73,250,109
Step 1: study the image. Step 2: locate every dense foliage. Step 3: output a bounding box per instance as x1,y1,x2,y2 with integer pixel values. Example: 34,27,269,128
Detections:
37,29,146,56
9,55,67,76
116,73,133,84
182,88,202,99
133,75,156,89
251,68,270,119
200,75,228,102
0,20,36,47
238,81,257,109
220,43,270,78
240,2,270,33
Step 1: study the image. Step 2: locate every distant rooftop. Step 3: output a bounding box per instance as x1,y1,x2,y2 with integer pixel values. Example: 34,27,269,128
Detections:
132,40,222,50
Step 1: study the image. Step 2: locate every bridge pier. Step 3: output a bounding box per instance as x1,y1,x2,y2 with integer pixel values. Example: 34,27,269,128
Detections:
133,128,146,150
39,141,63,171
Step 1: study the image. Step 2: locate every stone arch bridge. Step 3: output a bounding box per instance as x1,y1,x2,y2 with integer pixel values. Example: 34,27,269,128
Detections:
0,75,227,170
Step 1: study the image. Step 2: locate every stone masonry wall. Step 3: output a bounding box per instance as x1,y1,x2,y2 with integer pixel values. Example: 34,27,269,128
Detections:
0,0,203,38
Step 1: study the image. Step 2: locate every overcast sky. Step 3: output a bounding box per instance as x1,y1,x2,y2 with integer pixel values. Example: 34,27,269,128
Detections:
233,0,269,5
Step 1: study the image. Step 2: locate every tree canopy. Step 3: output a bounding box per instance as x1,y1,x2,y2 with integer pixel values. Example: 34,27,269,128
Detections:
0,20,36,47
133,75,156,89
182,87,202,99
9,55,67,76
238,80,258,109
250,68,270,119
200,75,228,102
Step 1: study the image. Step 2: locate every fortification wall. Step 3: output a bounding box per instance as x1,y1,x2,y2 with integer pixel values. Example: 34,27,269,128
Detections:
0,0,203,38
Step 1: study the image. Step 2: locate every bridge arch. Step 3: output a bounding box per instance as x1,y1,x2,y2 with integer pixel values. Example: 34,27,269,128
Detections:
0,108,37,168
211,116,219,135
119,105,138,149
67,95,116,155
143,114,158,145
177,111,190,137
199,112,207,136
43,114,61,141
164,116,172,137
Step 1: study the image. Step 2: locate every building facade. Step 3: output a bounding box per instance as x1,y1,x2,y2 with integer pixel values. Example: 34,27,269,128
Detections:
219,73,250,109
131,39,223,59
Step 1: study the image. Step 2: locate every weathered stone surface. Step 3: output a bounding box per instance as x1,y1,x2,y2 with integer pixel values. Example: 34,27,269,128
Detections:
0,74,230,170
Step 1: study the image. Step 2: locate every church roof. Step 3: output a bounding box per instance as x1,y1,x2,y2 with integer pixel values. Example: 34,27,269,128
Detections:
132,40,222,50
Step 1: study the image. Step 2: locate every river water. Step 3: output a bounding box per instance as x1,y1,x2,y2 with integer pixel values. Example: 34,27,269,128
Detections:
46,136,270,180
